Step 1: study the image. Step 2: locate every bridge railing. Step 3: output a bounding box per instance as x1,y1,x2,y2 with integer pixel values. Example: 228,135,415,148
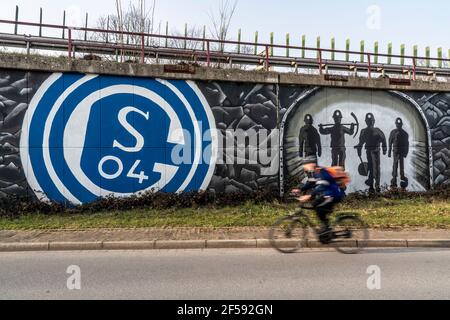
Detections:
1,19,450,82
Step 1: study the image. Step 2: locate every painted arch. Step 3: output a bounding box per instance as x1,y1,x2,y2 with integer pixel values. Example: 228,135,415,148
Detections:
280,87,433,194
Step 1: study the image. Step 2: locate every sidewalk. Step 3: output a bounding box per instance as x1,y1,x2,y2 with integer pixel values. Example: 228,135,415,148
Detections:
1,228,449,243
0,228,449,252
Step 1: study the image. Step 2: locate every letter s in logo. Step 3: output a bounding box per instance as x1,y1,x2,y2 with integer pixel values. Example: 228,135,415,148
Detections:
113,106,150,153
21,74,217,205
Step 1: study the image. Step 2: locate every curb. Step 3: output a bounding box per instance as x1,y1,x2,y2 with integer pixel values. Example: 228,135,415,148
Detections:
407,239,450,248
1,239,450,252
48,241,103,251
102,241,155,250
207,239,257,249
365,239,408,248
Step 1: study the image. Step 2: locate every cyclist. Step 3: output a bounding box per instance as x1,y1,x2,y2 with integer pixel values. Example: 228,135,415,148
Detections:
292,161,350,241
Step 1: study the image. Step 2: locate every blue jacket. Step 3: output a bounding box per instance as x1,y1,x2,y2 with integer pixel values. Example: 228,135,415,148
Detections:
301,168,345,202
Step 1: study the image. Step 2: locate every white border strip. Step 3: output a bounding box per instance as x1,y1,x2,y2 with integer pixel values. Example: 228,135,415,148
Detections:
187,81,218,191
20,73,63,203
157,79,201,193
43,75,98,204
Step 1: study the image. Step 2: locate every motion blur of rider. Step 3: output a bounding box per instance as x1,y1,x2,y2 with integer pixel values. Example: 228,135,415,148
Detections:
292,159,350,236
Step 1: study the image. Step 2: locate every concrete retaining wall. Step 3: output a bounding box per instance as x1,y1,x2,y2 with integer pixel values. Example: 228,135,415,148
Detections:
0,55,449,203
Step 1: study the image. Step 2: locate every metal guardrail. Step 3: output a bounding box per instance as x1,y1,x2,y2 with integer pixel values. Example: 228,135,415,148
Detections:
1,19,450,81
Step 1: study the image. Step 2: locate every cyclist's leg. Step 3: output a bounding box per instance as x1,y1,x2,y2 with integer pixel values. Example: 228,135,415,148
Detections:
315,204,334,244
316,208,329,227
314,199,333,233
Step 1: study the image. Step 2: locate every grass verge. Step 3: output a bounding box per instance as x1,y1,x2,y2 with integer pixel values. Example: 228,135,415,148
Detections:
1,197,450,230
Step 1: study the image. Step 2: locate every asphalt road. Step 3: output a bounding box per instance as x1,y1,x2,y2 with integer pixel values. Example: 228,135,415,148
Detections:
1,248,450,300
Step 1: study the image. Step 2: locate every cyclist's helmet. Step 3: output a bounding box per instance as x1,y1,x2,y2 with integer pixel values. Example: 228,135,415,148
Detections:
326,166,351,188
302,156,318,178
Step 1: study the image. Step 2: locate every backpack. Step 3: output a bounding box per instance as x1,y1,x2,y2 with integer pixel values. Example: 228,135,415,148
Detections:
325,167,351,189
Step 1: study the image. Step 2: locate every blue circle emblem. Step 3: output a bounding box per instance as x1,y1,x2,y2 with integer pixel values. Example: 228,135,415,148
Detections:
21,74,217,204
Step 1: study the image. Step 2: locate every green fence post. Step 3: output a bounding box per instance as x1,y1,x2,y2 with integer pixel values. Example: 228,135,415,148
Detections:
14,5,19,35
374,41,379,64
360,40,365,63
316,36,321,59
106,16,110,43
39,7,43,37
254,31,258,55
301,35,306,58
286,33,290,57
387,43,392,64
62,10,66,39
438,47,443,68
345,39,350,61
400,44,405,66
270,32,274,56
331,38,335,60
426,46,431,67
237,29,241,54
84,13,89,41
165,22,169,48
202,25,206,51
448,49,450,67
184,23,187,49
413,45,418,67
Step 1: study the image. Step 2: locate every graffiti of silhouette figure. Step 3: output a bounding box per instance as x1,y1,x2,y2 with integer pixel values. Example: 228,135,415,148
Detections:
319,110,355,168
355,113,387,193
299,114,322,161
389,118,409,189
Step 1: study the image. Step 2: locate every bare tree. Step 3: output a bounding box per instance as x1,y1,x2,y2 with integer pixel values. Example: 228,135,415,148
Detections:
90,0,242,67
208,0,238,52
160,26,205,65
169,26,204,51
93,0,157,61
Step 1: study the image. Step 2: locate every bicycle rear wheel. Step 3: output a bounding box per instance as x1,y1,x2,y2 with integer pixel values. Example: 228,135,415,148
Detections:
269,214,309,254
331,214,369,254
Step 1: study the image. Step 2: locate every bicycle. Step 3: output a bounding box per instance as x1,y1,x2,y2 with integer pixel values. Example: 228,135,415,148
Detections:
269,203,369,254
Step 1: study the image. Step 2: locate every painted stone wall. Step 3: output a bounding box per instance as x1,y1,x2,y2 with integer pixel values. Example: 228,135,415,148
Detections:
404,92,450,186
198,82,280,195
0,69,449,204
0,70,50,199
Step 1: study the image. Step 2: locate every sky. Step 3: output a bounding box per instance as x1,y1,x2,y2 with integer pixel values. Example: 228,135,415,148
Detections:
1,0,449,58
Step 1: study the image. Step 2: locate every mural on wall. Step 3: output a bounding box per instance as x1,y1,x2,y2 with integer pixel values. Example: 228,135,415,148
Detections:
0,71,283,204
388,117,410,188
405,92,450,186
0,71,49,199
197,82,281,194
0,68,449,204
20,73,218,204
281,87,432,193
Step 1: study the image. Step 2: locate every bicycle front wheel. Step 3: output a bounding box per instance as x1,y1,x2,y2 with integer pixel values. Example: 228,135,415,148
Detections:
269,214,309,254
331,214,369,254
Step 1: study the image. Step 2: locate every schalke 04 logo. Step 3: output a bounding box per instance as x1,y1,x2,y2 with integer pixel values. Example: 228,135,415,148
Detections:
21,74,217,204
